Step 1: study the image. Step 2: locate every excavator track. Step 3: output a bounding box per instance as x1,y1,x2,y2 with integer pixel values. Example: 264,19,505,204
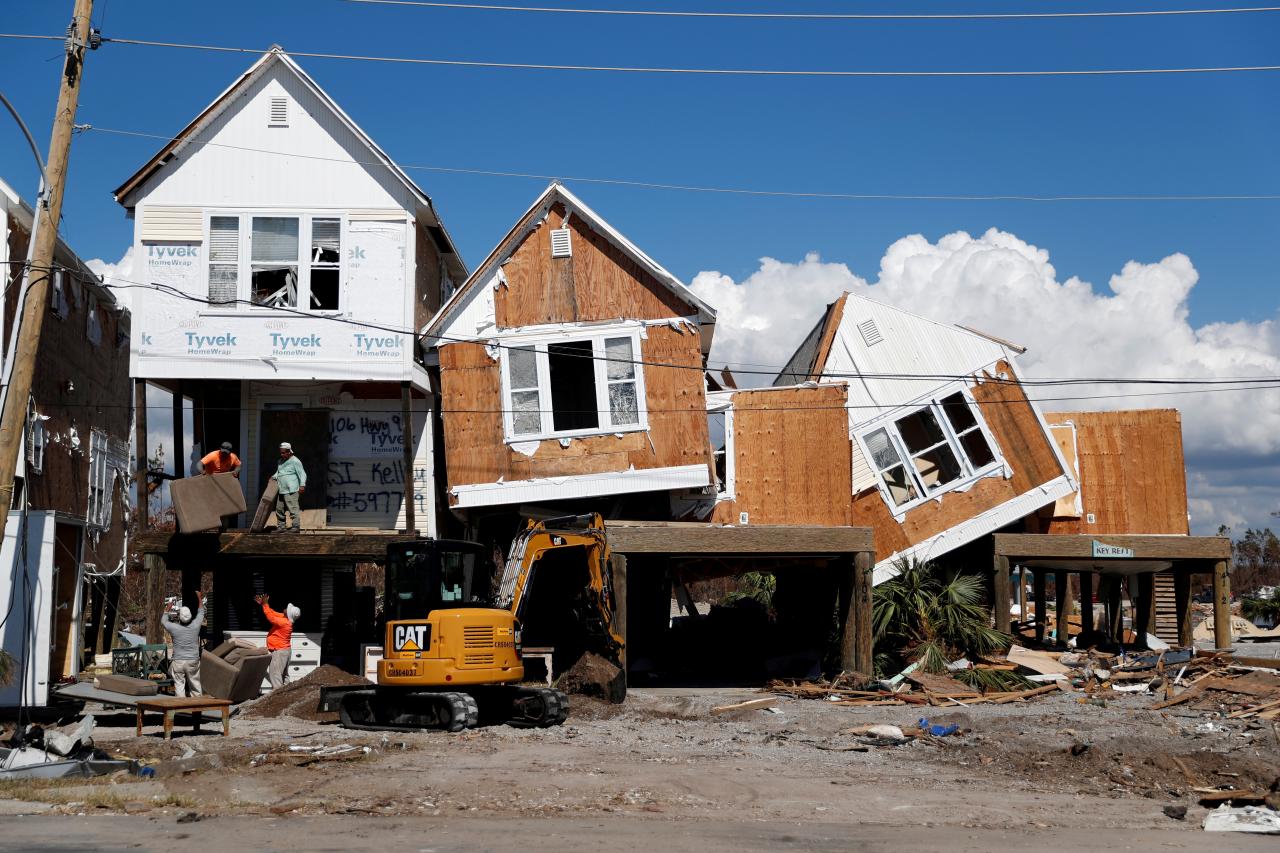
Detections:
335,686,569,732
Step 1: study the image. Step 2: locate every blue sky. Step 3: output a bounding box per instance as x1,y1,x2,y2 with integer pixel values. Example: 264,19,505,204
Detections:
2,1,1278,532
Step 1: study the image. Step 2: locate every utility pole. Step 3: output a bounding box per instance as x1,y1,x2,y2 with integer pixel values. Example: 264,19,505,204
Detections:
0,0,95,540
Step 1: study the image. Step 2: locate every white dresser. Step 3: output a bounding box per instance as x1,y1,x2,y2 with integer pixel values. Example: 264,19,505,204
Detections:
223,630,323,690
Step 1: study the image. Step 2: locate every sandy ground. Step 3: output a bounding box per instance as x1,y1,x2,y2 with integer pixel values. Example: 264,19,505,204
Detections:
2,686,1278,850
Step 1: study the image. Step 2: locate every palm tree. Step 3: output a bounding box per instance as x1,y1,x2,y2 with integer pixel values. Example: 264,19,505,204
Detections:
873,556,1020,689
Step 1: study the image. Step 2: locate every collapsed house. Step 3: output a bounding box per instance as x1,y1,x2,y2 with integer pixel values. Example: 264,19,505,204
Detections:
118,47,465,672
0,177,132,706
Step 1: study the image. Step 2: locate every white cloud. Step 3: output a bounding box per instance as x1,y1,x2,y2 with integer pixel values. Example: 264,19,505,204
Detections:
86,246,134,312
691,227,1280,534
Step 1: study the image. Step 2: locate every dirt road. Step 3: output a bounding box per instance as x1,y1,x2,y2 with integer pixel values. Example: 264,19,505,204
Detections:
2,687,1277,850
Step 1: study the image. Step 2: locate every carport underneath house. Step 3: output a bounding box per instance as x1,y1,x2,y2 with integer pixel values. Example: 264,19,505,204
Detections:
990,533,1235,650
603,522,876,682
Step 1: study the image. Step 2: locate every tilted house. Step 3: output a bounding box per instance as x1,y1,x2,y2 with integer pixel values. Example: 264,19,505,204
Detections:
778,293,1078,582
425,183,716,540
115,47,465,649
1,177,132,705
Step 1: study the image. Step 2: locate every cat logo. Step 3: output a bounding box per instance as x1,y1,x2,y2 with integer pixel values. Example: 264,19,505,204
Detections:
393,623,430,652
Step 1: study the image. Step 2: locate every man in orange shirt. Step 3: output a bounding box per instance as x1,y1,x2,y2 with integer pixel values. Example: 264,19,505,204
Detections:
255,593,300,689
200,442,242,529
198,441,241,477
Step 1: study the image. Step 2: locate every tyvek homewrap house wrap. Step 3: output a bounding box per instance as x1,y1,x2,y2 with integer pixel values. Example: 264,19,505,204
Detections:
425,182,717,513
778,293,1077,583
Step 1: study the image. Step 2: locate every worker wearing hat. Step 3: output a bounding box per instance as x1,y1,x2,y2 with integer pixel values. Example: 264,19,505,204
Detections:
198,441,241,478
161,591,205,697
271,442,307,533
199,442,243,529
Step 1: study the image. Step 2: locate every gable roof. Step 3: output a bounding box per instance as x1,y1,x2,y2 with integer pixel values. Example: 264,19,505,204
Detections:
779,291,1026,383
424,182,716,344
113,47,435,218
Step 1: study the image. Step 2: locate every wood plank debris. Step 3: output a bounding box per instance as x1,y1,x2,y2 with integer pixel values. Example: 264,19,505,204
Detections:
709,697,777,716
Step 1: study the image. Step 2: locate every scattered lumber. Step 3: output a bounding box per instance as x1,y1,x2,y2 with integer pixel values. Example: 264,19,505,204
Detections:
990,683,1065,704
710,697,777,715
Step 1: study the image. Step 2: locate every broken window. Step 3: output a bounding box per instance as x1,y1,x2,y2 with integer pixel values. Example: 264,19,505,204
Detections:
859,389,1001,512
548,341,599,432
27,414,46,475
501,329,648,441
309,218,341,310
250,216,299,307
50,270,69,319
207,214,345,311
88,429,109,529
85,293,103,345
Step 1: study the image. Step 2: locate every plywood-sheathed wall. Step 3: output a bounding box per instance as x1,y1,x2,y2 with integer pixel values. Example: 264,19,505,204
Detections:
850,361,1067,555
709,384,853,526
1039,409,1189,535
438,202,710,500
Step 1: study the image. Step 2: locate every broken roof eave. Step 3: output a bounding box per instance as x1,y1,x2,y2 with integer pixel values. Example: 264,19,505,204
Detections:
423,182,717,350
113,48,436,216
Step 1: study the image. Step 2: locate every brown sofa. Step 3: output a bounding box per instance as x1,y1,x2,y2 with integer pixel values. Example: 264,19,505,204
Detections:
201,640,272,703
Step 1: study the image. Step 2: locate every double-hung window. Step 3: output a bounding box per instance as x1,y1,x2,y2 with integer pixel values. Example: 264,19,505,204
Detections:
861,389,999,511
205,214,343,311
501,331,646,441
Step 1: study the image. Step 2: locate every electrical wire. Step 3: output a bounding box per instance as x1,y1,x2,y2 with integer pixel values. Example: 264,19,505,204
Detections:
336,0,1280,21
77,125,1280,203
6,33,1280,78
33,261,1280,391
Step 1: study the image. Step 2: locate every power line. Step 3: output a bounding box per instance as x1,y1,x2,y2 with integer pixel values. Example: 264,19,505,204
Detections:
337,0,1280,21
43,263,1280,390
3,33,1273,78
78,125,1280,202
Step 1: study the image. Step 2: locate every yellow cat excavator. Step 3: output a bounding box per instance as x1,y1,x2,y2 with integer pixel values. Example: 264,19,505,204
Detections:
322,514,624,732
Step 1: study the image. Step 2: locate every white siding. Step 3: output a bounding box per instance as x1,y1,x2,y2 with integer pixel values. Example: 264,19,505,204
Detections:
825,295,1016,429
139,206,203,241
132,65,416,211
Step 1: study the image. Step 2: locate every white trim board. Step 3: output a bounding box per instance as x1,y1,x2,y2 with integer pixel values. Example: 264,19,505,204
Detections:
870,473,1077,586
450,464,711,509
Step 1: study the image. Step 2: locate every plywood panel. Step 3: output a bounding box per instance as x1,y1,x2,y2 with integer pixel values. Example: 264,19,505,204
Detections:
970,362,1063,494
1042,409,1188,535
726,385,852,527
495,203,694,328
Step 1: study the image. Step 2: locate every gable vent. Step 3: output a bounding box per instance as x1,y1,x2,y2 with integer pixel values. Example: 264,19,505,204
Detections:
549,227,572,258
268,96,288,127
858,318,884,348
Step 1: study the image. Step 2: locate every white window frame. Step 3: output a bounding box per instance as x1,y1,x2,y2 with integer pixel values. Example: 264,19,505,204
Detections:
27,414,46,475
202,212,346,314
705,394,735,501
499,326,649,443
855,385,1002,516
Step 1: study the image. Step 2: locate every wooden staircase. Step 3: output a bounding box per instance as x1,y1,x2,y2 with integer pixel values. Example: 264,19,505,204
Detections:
1153,573,1180,643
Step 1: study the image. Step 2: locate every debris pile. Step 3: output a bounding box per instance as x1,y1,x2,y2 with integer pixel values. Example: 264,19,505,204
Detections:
558,652,626,704
240,665,370,721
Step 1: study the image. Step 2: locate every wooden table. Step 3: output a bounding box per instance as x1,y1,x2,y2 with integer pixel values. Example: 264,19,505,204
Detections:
134,697,233,740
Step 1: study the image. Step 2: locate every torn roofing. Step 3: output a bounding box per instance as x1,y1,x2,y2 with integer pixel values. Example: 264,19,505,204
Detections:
108,47,466,281
777,291,1027,382
423,181,717,343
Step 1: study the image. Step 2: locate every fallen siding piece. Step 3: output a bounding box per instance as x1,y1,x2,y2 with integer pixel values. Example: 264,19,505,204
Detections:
1006,645,1072,676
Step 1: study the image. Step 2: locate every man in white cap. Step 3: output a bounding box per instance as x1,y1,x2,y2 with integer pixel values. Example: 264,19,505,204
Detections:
161,591,205,697
271,442,307,533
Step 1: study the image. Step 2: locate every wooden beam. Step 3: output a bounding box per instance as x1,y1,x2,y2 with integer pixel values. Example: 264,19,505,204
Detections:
134,531,421,561
603,523,874,555
1033,568,1046,644
1213,559,1231,650
1079,571,1094,634
836,556,855,672
134,379,148,530
609,553,627,674
1055,572,1071,648
853,550,874,676
1174,569,1193,647
1135,572,1155,644
400,381,416,534
993,533,1231,560
992,554,1011,634
144,554,166,643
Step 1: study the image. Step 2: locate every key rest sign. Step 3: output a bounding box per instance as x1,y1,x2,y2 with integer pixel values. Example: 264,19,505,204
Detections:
1092,540,1135,559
